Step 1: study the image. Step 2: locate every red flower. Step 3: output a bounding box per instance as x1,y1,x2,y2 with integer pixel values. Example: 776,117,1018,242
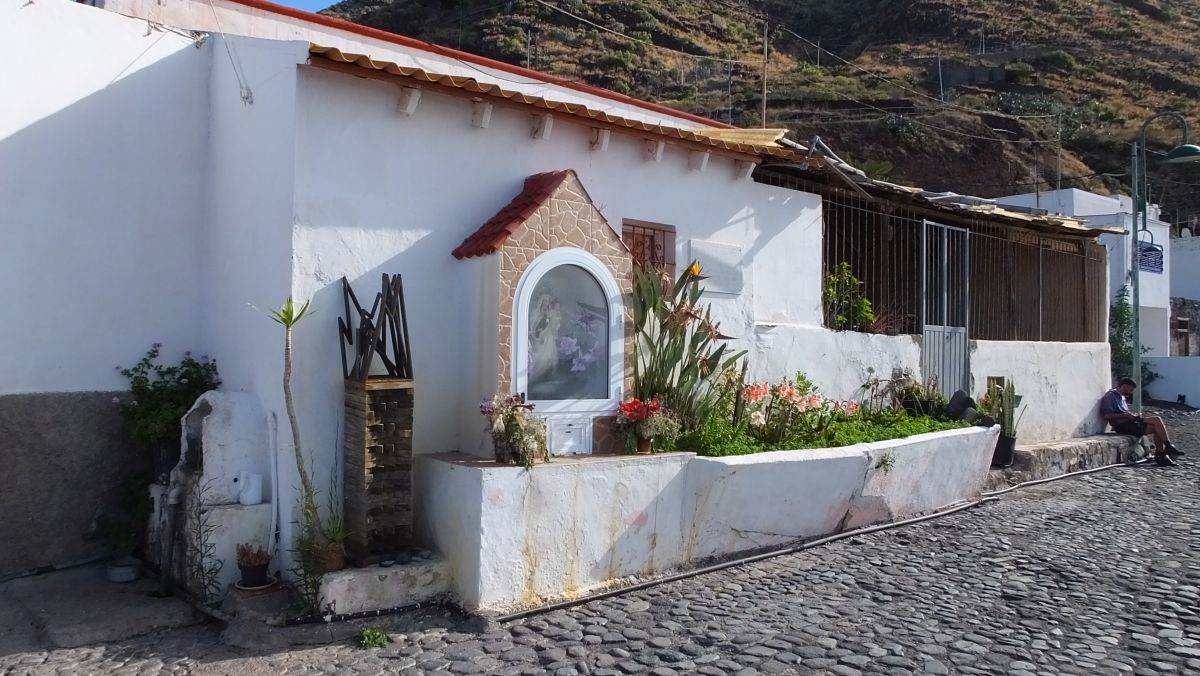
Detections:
619,398,662,422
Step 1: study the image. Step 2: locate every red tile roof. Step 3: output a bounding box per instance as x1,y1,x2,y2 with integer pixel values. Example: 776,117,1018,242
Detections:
452,171,572,259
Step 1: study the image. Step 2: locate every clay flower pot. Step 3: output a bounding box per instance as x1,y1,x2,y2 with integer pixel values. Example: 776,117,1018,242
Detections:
636,437,653,455
319,543,345,573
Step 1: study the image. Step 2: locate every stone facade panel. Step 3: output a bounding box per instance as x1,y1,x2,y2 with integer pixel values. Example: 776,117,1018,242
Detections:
495,172,635,453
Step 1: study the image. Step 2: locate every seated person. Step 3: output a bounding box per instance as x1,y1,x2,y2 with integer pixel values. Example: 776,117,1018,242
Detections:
1101,377,1185,467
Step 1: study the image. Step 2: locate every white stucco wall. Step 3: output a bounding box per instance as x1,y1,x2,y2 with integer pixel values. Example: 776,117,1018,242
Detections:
749,327,923,401
970,340,1109,443
199,34,308,570
422,426,998,612
287,63,822,478
1145,356,1200,406
0,0,210,393
1172,236,1200,301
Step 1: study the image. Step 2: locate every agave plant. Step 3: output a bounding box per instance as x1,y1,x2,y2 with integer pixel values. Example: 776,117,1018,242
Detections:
631,261,745,432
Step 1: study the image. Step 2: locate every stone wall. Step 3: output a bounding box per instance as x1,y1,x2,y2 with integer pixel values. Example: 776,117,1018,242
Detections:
0,392,146,578
496,172,634,454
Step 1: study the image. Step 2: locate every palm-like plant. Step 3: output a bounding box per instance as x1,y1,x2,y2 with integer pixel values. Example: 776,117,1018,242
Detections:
268,297,316,509
631,261,744,431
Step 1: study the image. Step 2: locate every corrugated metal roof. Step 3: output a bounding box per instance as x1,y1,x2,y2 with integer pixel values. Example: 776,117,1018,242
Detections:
308,45,811,163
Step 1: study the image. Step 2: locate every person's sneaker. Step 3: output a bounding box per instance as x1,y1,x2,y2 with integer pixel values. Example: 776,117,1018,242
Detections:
1165,444,1186,457
1156,453,1179,467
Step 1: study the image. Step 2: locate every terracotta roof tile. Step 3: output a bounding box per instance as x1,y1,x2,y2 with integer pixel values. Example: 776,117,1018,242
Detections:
452,170,572,259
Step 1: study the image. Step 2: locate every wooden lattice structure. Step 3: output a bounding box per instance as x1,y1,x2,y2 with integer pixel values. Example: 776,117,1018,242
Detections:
339,274,415,566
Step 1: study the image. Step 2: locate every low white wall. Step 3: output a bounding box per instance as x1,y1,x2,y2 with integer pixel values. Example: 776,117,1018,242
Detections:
685,449,867,560
424,426,997,612
1146,357,1200,406
474,453,692,611
970,340,1109,443
845,426,998,529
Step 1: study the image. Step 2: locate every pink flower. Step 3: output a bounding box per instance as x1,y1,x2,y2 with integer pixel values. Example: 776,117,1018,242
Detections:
749,411,767,428
840,401,861,415
743,383,769,403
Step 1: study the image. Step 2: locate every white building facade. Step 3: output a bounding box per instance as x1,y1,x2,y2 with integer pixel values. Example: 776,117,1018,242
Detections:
2,0,1114,600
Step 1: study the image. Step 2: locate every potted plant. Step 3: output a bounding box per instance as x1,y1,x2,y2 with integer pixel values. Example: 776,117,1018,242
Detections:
480,394,549,468
617,398,680,454
235,543,273,588
91,478,152,583
320,515,347,573
984,380,1022,467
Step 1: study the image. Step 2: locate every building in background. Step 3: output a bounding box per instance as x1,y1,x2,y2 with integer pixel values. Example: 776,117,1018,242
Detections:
998,188,1172,358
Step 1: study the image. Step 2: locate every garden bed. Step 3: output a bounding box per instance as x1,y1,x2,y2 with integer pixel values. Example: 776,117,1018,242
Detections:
417,425,999,612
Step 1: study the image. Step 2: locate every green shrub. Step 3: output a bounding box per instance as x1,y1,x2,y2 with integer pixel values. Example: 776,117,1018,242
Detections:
1037,49,1077,72
117,345,220,448
632,261,745,432
824,262,875,331
357,627,389,649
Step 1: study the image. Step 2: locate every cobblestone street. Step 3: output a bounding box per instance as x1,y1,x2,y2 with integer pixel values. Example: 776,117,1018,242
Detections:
3,412,1199,676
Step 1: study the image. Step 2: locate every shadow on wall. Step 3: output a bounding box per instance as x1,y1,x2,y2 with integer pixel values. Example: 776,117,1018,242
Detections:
0,16,211,578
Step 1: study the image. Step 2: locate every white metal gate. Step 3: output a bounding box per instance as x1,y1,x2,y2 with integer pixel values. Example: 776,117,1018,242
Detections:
921,221,970,397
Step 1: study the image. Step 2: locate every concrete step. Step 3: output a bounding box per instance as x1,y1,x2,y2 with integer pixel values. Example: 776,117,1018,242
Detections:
984,434,1142,492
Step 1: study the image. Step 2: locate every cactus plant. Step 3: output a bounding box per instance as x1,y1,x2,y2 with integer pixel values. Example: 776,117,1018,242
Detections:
987,380,1019,438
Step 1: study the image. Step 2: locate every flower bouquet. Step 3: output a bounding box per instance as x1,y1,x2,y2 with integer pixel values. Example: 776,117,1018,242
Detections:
480,393,549,468
616,398,680,454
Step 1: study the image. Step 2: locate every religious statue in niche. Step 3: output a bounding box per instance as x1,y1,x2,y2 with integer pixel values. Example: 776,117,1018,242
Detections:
526,264,609,401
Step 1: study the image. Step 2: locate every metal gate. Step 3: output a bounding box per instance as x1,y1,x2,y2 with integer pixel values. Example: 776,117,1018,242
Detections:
921,221,970,397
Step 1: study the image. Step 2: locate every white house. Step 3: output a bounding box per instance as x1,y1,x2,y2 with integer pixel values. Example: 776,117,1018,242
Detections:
2,0,1115,610
998,188,1172,357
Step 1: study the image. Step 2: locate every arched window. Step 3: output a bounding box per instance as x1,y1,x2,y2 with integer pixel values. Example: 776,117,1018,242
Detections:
513,248,623,416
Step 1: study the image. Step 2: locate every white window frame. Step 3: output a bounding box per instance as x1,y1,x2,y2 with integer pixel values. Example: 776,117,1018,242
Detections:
512,247,624,415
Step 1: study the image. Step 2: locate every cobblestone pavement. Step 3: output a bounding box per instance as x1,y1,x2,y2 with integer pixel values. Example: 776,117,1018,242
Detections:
3,410,1199,676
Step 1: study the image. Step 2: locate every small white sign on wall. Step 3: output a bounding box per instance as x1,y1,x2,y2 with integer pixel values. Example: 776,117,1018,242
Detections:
688,240,744,295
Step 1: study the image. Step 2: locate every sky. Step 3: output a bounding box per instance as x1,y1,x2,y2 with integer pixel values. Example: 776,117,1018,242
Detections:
275,0,333,12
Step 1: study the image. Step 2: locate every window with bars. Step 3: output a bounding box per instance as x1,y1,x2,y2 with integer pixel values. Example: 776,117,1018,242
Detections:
622,220,676,277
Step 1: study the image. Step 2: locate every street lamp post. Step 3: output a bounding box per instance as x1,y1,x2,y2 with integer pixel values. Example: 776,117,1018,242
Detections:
1128,112,1200,412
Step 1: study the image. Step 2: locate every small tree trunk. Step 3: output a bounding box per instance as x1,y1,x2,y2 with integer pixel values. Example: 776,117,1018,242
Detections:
283,326,316,505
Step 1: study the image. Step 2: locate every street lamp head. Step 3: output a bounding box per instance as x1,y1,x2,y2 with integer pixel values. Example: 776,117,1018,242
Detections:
1164,143,1200,163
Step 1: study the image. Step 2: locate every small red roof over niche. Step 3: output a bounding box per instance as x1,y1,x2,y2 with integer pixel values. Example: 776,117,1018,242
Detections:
452,170,573,259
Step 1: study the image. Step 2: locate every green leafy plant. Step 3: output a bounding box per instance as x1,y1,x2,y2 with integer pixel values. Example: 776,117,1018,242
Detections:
357,627,390,649
895,377,947,418
875,452,897,474
1109,285,1159,386
631,261,745,432
90,477,152,559
480,394,549,468
823,262,875,332
116,345,220,448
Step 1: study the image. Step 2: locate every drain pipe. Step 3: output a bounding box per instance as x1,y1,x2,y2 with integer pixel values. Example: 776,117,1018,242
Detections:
267,412,281,559
495,496,999,624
